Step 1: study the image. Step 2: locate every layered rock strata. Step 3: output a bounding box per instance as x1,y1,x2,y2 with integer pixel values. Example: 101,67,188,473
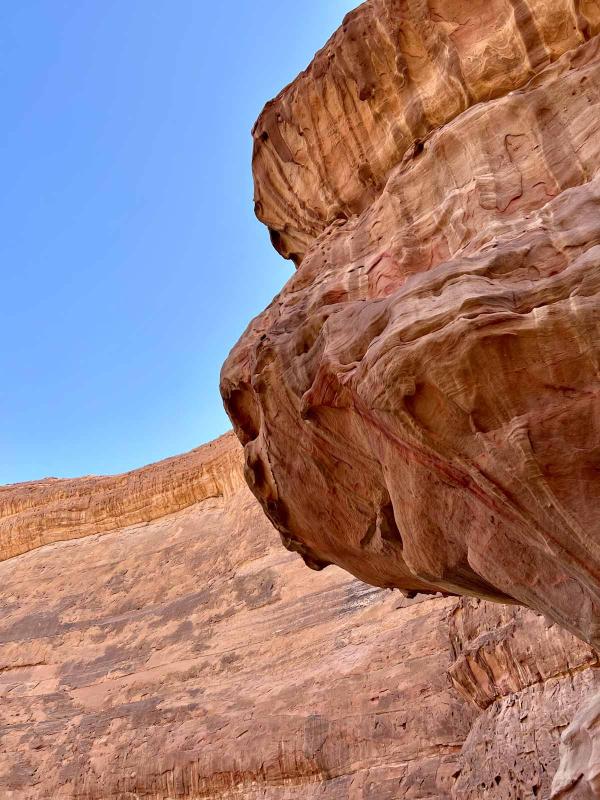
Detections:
222,0,600,646
0,434,598,798
0,432,242,562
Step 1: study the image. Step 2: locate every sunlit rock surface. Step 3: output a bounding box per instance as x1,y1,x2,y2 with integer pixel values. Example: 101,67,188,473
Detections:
3,0,600,795
0,434,598,798
0,432,242,562
222,0,600,646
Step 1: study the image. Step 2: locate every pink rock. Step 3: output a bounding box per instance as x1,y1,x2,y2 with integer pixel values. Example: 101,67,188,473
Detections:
222,0,600,647
552,692,600,798
0,435,598,797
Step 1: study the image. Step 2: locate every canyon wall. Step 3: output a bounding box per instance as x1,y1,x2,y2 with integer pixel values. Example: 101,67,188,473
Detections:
221,0,600,647
0,434,598,798
0,432,242,562
3,1,600,796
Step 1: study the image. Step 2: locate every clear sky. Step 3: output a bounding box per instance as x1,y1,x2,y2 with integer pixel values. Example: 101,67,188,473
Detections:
0,1,357,484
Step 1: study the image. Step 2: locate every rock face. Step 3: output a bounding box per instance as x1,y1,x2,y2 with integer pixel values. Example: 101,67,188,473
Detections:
0,433,242,562
221,0,600,647
552,692,600,798
3,2,600,794
1,433,599,798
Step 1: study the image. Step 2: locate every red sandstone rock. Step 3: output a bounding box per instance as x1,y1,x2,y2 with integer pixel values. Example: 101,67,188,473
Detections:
0,434,598,798
222,0,600,647
3,2,600,795
252,0,600,266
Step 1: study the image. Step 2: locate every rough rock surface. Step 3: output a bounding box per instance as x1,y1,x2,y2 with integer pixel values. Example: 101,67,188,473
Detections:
449,601,600,799
222,0,600,646
552,692,600,798
0,433,242,563
1,434,599,798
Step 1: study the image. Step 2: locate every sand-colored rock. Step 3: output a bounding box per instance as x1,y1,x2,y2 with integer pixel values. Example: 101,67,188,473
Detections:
253,0,600,265
3,1,600,795
552,692,600,798
0,432,242,562
222,1,600,646
0,434,598,798
449,600,600,798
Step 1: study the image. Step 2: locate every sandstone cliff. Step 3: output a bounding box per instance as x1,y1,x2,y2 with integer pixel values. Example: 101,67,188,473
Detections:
221,0,600,648
0,432,242,562
0,434,599,798
3,1,600,795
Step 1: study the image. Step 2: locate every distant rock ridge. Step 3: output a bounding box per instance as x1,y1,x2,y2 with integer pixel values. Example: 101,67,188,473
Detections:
0,431,243,562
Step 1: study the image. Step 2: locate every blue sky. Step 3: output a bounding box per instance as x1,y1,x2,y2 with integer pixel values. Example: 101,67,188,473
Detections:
0,1,357,483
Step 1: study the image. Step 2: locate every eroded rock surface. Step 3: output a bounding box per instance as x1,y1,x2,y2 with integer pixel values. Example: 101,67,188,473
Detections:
552,691,600,798
222,0,600,646
449,601,600,798
0,434,598,798
0,432,242,562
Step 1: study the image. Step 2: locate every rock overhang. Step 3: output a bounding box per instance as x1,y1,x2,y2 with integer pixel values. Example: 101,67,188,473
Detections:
222,0,600,647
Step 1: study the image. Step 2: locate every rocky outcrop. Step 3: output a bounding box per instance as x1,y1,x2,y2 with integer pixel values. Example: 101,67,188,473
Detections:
552,692,600,798
222,0,600,646
0,434,599,798
252,0,600,265
449,600,600,798
3,2,600,795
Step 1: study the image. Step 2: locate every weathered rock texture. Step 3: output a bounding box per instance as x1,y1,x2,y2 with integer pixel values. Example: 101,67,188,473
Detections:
0,433,242,562
552,691,600,798
1,434,599,798
222,0,600,647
